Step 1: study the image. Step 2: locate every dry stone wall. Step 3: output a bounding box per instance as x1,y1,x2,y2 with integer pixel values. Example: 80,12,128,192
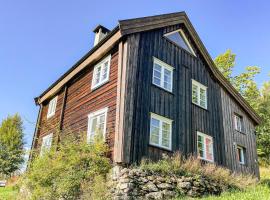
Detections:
109,168,223,200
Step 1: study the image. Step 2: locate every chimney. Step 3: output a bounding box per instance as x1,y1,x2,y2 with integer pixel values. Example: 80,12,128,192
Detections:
93,25,110,46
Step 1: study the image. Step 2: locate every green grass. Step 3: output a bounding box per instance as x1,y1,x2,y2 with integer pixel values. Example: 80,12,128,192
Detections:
0,186,18,200
175,167,270,200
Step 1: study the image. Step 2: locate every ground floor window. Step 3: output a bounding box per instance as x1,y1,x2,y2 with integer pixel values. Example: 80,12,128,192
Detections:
149,113,172,150
197,131,214,162
40,133,53,156
87,107,108,143
237,145,246,164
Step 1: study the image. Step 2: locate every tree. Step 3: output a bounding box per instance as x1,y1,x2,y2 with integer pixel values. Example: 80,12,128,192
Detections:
214,50,270,165
0,114,24,177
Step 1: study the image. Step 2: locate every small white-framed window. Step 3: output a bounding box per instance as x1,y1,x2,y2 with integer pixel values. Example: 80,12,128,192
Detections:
149,113,172,150
192,79,207,109
87,107,108,143
40,133,53,156
164,29,196,56
152,57,174,92
197,131,214,162
91,55,111,90
234,114,243,132
237,145,245,164
47,96,58,119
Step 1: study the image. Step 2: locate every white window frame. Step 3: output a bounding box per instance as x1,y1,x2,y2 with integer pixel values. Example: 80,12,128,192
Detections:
197,131,214,162
149,113,172,150
152,57,174,92
237,145,245,165
40,133,53,156
234,114,243,132
47,96,58,119
164,29,196,57
87,107,108,143
91,55,111,90
192,79,208,109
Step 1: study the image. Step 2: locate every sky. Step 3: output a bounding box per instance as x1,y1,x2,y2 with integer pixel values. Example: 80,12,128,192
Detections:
0,0,269,149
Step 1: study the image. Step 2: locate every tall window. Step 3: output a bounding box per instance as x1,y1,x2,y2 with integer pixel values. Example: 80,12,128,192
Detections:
164,29,196,56
47,96,58,119
149,113,172,150
197,132,214,162
152,57,174,92
234,114,243,132
40,133,53,156
237,145,245,164
192,79,207,109
87,107,108,143
91,55,111,90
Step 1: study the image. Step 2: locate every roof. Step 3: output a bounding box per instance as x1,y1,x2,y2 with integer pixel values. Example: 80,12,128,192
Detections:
35,12,261,125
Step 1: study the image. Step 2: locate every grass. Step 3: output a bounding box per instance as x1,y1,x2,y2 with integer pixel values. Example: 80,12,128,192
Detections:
0,186,18,200
175,167,270,200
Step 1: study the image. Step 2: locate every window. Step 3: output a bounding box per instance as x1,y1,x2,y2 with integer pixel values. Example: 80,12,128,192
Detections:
47,96,58,118
164,29,196,56
234,114,243,132
91,55,111,90
192,80,207,109
149,113,172,150
87,107,108,143
40,133,53,156
197,132,214,162
237,145,245,164
152,57,174,92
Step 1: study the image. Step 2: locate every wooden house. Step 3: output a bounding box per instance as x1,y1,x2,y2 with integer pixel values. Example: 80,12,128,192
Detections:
30,12,261,177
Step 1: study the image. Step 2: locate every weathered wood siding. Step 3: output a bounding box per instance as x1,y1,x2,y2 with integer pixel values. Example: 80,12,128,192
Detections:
122,24,226,165
34,47,119,159
220,88,259,176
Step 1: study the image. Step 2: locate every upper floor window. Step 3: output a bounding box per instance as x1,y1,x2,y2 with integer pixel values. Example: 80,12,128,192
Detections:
87,107,108,143
197,131,214,162
91,55,111,90
164,29,196,56
192,80,207,109
152,57,174,92
47,96,58,119
237,145,245,164
234,114,243,132
40,133,53,156
149,113,172,150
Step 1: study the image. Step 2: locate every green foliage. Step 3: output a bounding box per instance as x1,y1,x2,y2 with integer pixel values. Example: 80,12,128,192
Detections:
20,134,111,200
140,153,256,190
214,50,270,165
0,114,24,177
0,186,19,200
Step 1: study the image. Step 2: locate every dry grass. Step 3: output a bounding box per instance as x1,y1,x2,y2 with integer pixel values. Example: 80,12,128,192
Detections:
140,152,257,190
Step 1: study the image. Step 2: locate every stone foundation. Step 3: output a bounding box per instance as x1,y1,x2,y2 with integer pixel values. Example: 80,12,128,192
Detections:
109,168,223,200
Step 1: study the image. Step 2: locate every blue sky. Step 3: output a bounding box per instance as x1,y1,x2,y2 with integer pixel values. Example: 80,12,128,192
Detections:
0,0,269,149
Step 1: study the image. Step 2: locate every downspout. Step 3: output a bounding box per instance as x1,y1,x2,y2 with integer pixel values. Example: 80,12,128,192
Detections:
57,85,68,145
27,103,43,169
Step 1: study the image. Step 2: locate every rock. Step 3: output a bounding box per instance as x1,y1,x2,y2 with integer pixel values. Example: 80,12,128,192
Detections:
139,177,149,183
177,181,191,189
157,183,174,190
162,190,176,198
145,191,163,199
142,182,159,192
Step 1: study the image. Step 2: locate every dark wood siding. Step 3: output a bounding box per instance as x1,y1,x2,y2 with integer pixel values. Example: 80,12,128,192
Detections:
220,88,259,176
122,24,226,165
34,47,119,159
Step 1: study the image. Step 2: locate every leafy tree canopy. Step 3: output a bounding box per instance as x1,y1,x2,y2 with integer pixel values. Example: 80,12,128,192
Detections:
0,114,24,177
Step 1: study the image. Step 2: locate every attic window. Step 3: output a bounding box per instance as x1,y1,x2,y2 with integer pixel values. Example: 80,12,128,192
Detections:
164,29,196,56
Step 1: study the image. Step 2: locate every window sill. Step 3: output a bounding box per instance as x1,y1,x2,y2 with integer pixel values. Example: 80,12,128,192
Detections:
91,80,109,91
151,83,174,95
198,157,214,163
46,114,55,119
192,102,208,111
148,144,172,152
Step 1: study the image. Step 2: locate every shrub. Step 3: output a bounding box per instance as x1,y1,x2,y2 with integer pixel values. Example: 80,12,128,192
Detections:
140,152,257,190
19,134,111,200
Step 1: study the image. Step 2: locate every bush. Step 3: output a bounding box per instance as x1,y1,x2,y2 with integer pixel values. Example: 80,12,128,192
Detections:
19,134,111,200
140,152,256,190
